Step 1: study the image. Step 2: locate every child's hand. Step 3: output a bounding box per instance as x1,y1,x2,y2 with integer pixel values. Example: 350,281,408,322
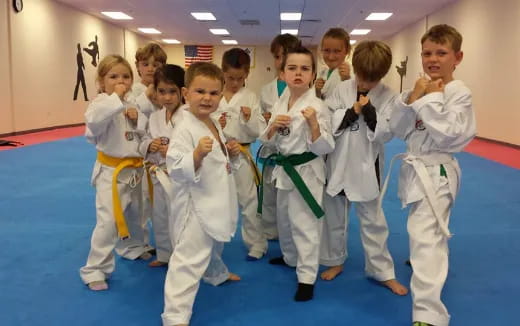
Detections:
315,78,325,91
301,107,319,129
145,84,158,105
240,106,252,121
148,138,161,153
125,107,139,123
425,79,444,94
195,136,213,159
271,114,291,131
218,113,227,129
262,112,272,124
338,62,351,81
359,94,369,106
412,77,430,97
114,84,129,99
158,144,168,158
226,139,241,157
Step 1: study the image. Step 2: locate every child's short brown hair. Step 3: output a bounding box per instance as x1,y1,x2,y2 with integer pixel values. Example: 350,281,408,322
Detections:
221,48,251,73
184,62,224,90
135,43,167,64
270,33,301,56
321,27,352,54
281,45,316,74
352,40,392,82
421,24,463,52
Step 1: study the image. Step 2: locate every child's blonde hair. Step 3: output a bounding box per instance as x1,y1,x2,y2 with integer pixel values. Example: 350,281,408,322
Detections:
184,62,224,90
421,24,463,52
135,42,167,64
96,55,133,92
321,27,352,55
352,40,392,82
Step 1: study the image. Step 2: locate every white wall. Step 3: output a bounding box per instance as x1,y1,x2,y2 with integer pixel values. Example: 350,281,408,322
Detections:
384,0,520,145
163,45,276,95
0,0,150,135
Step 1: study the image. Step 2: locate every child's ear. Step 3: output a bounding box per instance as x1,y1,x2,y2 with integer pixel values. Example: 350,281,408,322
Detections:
181,87,188,101
454,51,463,66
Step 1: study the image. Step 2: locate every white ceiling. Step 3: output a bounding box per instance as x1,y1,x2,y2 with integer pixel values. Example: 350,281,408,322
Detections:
54,0,457,45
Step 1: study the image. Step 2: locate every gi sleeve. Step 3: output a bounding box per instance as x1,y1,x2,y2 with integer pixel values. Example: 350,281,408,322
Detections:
85,93,125,138
166,126,201,184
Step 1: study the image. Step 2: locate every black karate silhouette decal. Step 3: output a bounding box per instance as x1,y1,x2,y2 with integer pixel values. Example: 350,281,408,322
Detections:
395,56,408,93
83,35,100,67
73,43,89,101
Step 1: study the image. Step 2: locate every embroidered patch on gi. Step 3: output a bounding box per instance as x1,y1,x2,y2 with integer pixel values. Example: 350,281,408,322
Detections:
125,131,134,141
160,137,170,145
278,126,290,136
350,121,359,131
415,119,426,130
226,162,232,174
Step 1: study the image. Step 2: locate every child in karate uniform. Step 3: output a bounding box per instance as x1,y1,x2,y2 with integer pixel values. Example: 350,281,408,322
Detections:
141,64,186,267
258,33,300,240
388,24,476,326
320,41,408,297
260,46,334,301
161,62,241,326
212,48,267,260
315,27,352,100
80,55,149,290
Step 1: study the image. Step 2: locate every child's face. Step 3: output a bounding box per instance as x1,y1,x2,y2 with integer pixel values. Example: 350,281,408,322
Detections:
100,63,133,95
356,76,379,92
223,67,248,94
321,37,348,70
156,81,181,111
273,47,285,72
183,75,222,119
281,53,315,92
137,56,163,86
421,39,463,82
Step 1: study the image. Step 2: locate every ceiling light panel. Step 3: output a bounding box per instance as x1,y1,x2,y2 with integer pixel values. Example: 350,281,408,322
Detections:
209,29,230,35
280,12,302,21
281,29,298,35
101,12,133,20
222,40,238,45
191,12,216,20
365,13,393,20
163,39,181,44
351,29,371,35
138,28,161,34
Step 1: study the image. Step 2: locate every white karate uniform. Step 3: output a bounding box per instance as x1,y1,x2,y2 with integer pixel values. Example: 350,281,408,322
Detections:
126,83,159,254
162,110,238,326
80,93,149,284
260,88,334,284
389,80,476,326
140,106,185,262
258,78,289,239
317,67,342,100
212,87,267,258
321,79,397,282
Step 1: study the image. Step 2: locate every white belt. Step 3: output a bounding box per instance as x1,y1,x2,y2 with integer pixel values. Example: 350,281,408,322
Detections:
148,164,175,206
378,152,454,238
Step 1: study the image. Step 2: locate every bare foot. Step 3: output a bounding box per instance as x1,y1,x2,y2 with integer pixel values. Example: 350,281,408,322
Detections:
320,265,344,281
228,272,241,281
381,279,408,296
148,260,168,267
88,280,108,291
139,252,152,260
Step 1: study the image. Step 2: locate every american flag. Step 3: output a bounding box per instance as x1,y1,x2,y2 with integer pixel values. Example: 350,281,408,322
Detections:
184,45,213,67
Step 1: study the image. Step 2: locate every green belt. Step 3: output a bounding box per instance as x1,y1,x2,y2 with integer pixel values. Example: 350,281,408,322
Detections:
258,156,277,166
257,152,324,219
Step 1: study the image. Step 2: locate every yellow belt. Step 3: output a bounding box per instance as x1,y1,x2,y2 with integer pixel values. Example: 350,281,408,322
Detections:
238,144,262,186
96,152,153,239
